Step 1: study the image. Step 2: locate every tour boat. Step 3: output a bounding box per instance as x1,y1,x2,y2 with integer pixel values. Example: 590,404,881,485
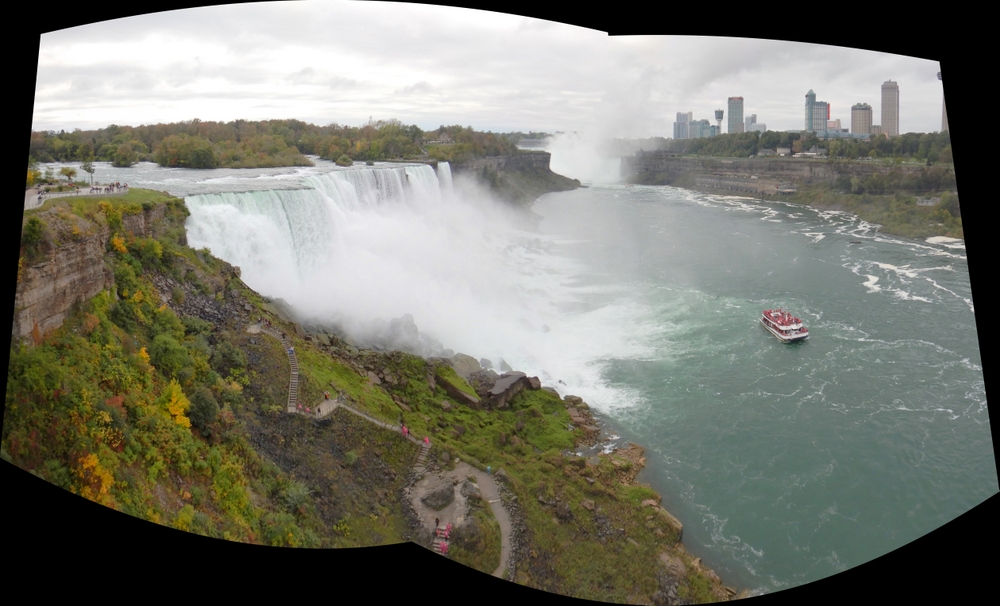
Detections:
760,308,809,343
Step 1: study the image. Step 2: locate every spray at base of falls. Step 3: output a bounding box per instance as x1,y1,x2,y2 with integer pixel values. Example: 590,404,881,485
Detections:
184,162,655,412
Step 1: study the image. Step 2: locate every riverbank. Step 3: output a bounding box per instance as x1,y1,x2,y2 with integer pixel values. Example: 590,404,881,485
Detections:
669,177,962,241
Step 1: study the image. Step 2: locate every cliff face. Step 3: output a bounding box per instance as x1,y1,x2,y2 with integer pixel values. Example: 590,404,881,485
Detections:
13,225,114,341
621,152,954,186
14,201,181,341
451,151,580,205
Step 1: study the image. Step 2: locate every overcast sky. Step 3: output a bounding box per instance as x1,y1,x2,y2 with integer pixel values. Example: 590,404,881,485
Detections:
31,1,946,138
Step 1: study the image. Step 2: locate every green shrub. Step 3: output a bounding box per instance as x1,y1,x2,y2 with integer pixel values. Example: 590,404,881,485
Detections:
189,386,220,436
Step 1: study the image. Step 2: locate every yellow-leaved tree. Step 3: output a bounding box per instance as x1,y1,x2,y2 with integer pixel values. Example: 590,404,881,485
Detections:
161,379,192,428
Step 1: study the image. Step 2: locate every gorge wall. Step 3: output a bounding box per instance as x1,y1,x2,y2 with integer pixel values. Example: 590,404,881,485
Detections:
621,151,955,188
14,201,182,342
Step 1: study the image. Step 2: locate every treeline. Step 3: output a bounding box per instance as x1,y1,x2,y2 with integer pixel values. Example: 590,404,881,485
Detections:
28,118,522,170
653,130,953,164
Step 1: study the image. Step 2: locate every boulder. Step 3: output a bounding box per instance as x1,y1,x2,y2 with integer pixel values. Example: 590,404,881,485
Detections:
479,358,493,370
488,371,530,409
658,508,684,542
436,372,481,408
466,370,498,398
459,480,481,500
451,353,482,379
527,376,541,390
499,358,513,372
421,483,455,511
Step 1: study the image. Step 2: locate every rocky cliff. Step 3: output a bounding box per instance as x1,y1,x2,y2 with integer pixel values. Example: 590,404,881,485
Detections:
452,151,581,206
14,198,184,342
621,151,955,187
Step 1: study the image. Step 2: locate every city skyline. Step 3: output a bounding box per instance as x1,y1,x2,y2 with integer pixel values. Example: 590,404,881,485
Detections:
29,3,948,140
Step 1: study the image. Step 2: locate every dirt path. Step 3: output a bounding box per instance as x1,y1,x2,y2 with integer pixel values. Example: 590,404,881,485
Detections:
406,461,513,578
249,321,514,574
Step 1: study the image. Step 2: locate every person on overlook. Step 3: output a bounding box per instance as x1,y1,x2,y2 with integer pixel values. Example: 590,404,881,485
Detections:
424,436,430,446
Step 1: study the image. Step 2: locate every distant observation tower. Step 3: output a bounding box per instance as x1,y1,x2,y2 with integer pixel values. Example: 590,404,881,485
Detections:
715,109,724,134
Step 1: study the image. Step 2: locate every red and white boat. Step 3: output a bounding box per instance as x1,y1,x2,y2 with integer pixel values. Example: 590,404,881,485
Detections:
761,308,809,343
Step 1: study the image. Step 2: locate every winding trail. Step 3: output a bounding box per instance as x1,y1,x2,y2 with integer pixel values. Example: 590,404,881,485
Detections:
248,322,513,576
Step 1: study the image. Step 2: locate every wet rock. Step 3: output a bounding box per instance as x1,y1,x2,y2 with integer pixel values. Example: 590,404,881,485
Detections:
499,358,513,372
479,358,493,370
466,370,498,398
489,372,531,409
451,353,482,379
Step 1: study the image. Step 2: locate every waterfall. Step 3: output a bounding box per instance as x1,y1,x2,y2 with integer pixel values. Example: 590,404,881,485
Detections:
437,161,453,192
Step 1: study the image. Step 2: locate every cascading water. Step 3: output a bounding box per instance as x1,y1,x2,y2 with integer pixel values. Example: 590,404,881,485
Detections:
184,162,651,406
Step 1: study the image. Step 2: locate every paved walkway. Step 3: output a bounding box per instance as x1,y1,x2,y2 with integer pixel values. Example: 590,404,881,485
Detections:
248,321,513,574
25,186,129,210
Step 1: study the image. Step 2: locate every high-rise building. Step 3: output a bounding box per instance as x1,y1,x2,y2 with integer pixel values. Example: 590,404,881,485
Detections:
728,97,744,134
882,80,899,136
715,110,724,133
745,114,757,132
748,123,767,133
673,112,693,139
851,103,872,134
689,120,716,138
805,90,829,132
827,119,841,131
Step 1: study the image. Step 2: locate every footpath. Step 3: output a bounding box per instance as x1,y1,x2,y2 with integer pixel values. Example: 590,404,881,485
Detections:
248,321,513,577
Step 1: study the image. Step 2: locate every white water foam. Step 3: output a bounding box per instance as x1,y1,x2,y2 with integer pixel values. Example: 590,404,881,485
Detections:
185,163,656,414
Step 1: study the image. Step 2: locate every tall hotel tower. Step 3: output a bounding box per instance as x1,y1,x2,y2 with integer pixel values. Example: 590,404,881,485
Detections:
728,97,744,133
881,80,899,136
805,90,829,132
851,103,873,134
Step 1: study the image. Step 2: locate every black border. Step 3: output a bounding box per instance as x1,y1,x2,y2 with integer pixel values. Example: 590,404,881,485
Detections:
8,1,995,603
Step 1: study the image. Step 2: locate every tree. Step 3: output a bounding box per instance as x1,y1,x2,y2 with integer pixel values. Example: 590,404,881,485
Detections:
113,143,138,167
59,167,77,184
79,161,95,185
